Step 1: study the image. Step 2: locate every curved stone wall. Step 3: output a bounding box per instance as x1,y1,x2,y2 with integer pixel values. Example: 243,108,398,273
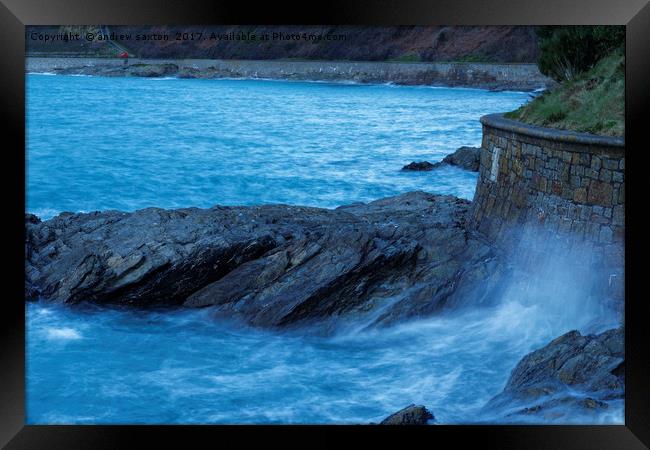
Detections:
470,114,625,301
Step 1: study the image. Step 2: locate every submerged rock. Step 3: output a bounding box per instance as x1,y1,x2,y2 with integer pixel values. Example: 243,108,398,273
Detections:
380,404,434,425
25,192,507,330
401,161,436,171
483,327,624,422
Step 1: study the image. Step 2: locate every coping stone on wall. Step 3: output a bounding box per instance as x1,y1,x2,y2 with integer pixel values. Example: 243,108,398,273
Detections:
480,113,625,149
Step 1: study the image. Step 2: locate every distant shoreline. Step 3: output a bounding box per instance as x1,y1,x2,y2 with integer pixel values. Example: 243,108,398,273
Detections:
26,57,552,91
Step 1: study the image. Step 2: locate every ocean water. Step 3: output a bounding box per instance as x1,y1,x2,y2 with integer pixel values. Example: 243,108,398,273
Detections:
26,294,620,425
26,74,530,219
25,74,622,424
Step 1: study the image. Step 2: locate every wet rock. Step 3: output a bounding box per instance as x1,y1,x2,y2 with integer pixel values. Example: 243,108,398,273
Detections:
380,404,434,425
25,192,507,330
504,328,624,393
129,63,179,77
401,147,480,173
440,146,480,171
401,161,436,171
483,327,624,421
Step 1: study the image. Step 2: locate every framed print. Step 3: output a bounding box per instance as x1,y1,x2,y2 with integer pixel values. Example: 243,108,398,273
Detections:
1,0,648,448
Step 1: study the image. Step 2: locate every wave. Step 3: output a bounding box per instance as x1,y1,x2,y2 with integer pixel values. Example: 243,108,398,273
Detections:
45,327,82,340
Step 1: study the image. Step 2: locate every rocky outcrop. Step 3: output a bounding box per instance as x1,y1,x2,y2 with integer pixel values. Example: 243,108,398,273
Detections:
439,146,480,171
26,57,552,91
25,192,507,331
402,147,480,173
401,161,435,171
380,404,434,425
483,327,624,422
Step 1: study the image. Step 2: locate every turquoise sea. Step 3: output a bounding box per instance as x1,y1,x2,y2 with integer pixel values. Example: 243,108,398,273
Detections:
25,74,622,424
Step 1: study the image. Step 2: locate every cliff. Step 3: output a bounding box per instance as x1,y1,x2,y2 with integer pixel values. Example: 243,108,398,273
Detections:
26,25,540,63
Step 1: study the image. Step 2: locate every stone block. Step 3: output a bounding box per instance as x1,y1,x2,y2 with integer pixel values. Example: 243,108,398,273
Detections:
560,165,570,182
587,180,613,206
599,226,613,244
591,156,601,171
573,187,587,203
612,226,625,242
598,169,612,182
570,175,581,188
551,181,562,195
585,222,597,240
612,205,624,226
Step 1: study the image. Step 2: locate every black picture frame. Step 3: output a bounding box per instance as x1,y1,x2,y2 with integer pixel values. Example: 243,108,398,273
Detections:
2,0,648,448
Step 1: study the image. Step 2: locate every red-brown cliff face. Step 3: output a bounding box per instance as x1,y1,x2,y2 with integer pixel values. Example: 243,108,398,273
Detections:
27,25,540,63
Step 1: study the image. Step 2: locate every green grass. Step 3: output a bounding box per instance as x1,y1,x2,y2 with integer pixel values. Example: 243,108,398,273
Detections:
454,54,493,63
505,51,624,137
387,53,421,63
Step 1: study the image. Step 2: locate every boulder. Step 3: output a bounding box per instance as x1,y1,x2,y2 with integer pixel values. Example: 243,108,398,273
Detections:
401,147,480,173
401,161,436,171
380,404,434,425
483,327,624,422
441,146,480,171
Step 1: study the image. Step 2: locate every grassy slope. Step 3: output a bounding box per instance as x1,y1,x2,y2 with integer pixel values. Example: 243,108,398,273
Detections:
505,51,624,137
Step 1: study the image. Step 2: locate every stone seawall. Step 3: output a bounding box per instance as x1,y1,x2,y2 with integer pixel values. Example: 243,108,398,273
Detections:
26,57,552,91
470,114,625,302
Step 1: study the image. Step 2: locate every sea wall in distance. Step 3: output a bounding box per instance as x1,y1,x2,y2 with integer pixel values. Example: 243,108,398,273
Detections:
470,113,625,304
26,57,552,91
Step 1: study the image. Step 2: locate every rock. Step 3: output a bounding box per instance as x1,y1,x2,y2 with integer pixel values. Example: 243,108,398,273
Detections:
129,63,179,77
401,161,435,171
441,146,481,171
401,147,480,173
380,404,434,425
25,192,507,331
483,327,624,421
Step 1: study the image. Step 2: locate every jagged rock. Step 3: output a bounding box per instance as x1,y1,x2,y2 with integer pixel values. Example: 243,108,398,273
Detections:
440,146,480,171
128,63,179,77
401,161,436,171
483,327,624,421
401,147,480,174
25,192,507,330
380,404,434,425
